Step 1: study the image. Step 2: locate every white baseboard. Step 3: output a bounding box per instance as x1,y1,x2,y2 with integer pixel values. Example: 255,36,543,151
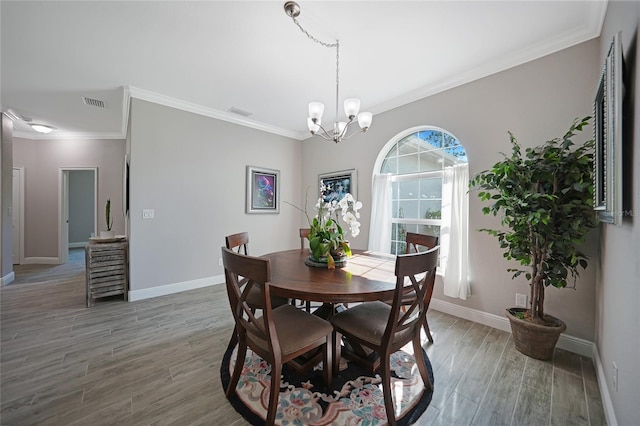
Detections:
129,274,225,301
1,272,15,286
593,346,618,426
22,257,60,265
429,298,594,358
68,242,87,249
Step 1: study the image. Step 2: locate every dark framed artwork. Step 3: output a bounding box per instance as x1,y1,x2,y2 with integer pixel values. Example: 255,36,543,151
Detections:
319,169,357,203
246,166,280,214
593,31,624,225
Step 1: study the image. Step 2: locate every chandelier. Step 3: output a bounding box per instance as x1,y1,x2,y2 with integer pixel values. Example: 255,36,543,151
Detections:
284,1,372,143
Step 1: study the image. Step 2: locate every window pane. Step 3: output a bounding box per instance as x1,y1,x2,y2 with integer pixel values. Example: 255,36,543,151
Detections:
390,241,397,255
392,181,399,199
398,180,419,200
420,130,442,150
419,152,442,172
397,154,420,174
392,200,398,218
381,157,397,174
398,200,419,218
420,200,442,219
420,178,442,199
417,224,440,239
397,135,420,155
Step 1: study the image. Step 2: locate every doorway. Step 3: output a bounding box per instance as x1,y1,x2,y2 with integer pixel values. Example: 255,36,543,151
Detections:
58,168,97,264
12,167,24,265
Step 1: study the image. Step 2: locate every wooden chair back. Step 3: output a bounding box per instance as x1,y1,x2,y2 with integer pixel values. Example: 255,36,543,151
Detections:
405,232,439,254
384,246,439,352
225,232,249,255
299,228,310,249
221,247,279,357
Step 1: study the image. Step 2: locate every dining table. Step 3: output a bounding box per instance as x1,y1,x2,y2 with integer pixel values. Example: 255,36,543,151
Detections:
262,248,402,373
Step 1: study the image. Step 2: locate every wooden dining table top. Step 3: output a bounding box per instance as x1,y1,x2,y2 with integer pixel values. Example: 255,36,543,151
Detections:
262,249,399,304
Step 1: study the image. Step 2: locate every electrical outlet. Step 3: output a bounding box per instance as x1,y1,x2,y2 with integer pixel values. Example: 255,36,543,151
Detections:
515,293,527,307
218,258,223,267
612,362,618,391
142,209,154,219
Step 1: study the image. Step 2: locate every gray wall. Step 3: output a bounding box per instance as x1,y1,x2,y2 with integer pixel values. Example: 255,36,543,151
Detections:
301,39,600,341
128,99,302,291
596,2,640,425
1,115,14,281
68,170,95,243
13,138,125,258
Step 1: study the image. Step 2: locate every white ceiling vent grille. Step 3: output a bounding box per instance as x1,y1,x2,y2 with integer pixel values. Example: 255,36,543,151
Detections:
82,96,106,108
228,106,253,117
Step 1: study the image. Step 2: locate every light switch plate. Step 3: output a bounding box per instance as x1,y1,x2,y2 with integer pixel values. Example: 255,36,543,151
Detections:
142,209,154,219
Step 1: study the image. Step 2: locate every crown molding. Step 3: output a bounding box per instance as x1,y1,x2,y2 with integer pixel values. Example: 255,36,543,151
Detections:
12,130,126,141
127,86,306,140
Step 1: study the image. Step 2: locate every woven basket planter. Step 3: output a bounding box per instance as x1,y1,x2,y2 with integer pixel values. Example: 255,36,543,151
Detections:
505,308,566,360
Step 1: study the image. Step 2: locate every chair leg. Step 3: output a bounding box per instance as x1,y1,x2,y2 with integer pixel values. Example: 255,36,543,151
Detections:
225,329,238,353
332,331,342,377
423,319,434,343
412,335,432,391
266,361,282,425
226,338,247,397
380,355,397,426
323,337,333,391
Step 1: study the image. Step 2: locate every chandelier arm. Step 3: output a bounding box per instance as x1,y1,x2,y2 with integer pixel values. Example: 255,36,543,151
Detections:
340,125,367,141
336,115,354,140
313,123,334,141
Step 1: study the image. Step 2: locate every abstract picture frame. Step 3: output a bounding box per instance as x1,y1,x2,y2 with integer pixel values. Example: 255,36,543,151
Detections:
593,31,624,225
246,166,280,214
319,169,357,203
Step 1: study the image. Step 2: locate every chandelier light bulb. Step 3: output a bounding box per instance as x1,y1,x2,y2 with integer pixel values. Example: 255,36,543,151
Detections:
357,112,373,130
308,102,324,120
307,117,320,134
343,98,360,119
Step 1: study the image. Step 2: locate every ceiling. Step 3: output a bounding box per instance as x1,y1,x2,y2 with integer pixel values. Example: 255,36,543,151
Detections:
1,1,607,140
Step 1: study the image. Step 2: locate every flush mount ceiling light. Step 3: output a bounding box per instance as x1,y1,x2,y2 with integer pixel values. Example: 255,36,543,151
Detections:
284,1,372,143
30,123,55,134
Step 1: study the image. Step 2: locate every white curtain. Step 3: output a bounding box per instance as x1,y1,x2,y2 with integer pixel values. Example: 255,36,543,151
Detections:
440,163,470,299
368,174,393,252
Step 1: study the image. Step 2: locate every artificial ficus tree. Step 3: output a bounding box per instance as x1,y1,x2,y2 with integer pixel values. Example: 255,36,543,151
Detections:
470,117,598,324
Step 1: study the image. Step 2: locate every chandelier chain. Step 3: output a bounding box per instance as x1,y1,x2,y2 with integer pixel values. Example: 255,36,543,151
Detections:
291,15,341,125
291,16,337,48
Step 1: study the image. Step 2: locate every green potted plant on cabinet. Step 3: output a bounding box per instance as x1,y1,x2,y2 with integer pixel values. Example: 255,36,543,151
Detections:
470,116,598,360
100,198,115,239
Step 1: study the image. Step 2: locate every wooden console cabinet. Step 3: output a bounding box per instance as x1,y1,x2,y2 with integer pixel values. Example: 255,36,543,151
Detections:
85,238,128,307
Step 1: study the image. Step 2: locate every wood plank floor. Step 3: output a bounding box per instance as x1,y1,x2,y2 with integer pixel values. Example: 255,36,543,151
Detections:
1,249,606,425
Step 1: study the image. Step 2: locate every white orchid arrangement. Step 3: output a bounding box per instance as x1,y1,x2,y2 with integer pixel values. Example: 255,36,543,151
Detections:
286,182,363,268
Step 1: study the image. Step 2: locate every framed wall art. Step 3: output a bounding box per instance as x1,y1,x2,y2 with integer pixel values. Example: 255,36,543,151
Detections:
319,169,357,203
593,31,624,225
246,166,280,214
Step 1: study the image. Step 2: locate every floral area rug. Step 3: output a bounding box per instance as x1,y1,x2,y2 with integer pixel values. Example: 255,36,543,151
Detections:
220,344,434,425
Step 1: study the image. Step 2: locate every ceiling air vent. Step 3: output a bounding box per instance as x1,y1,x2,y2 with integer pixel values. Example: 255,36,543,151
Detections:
82,96,106,108
228,106,253,117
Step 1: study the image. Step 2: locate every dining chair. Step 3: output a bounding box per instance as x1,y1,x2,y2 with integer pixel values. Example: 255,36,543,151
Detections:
299,228,310,249
404,232,439,342
222,247,333,425
330,247,438,426
224,232,288,350
298,228,312,312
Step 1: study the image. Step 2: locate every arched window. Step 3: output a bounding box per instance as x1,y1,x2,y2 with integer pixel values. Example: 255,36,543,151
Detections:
371,126,470,299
